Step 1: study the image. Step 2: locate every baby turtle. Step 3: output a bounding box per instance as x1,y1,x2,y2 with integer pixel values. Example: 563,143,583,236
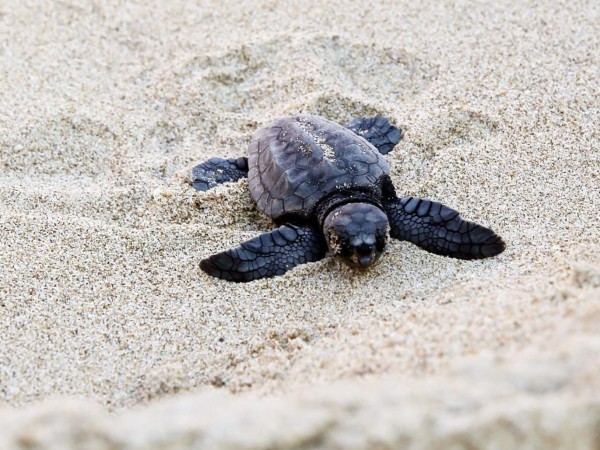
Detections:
191,115,505,282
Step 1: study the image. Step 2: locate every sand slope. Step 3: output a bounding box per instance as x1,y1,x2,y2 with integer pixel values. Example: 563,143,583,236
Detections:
0,0,599,447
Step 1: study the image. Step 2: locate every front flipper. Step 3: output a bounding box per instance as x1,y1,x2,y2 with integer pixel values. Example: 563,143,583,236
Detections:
200,224,326,282
385,196,505,259
345,116,403,155
190,157,248,191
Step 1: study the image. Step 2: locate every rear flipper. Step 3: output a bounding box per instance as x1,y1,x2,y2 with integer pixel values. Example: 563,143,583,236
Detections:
384,196,505,259
345,116,403,155
200,224,326,282
190,157,248,191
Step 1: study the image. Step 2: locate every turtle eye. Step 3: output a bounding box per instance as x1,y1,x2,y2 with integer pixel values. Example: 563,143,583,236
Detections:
339,240,352,257
376,237,386,252
326,228,351,256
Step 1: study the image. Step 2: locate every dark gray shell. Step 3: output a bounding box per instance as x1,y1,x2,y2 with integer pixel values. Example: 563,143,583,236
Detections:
247,115,390,221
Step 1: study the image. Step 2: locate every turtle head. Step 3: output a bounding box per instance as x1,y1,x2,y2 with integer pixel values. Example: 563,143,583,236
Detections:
323,202,388,269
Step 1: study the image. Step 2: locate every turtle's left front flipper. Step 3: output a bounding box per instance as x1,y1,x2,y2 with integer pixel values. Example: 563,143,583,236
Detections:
384,196,505,259
200,224,326,282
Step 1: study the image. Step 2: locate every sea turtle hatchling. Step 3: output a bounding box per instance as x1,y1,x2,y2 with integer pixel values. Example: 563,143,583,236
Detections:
190,115,505,282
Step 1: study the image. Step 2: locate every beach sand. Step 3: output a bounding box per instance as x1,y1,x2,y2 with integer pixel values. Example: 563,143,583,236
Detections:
0,0,599,447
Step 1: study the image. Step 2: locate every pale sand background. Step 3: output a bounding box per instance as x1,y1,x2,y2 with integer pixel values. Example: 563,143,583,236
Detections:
0,0,599,447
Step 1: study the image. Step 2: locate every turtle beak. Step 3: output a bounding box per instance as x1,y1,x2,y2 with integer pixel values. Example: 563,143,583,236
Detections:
353,243,380,268
358,253,374,267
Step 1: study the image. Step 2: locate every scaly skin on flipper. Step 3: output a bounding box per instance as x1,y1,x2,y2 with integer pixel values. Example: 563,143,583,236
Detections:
190,157,248,191
345,116,403,155
384,196,505,259
200,224,326,282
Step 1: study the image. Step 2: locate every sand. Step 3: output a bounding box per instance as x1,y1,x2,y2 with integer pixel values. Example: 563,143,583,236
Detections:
0,0,599,448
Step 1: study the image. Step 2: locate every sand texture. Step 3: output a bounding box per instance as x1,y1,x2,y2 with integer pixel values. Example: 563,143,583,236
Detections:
1,0,599,448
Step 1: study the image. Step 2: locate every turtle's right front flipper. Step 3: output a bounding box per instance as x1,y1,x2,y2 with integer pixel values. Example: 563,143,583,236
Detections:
190,157,248,191
384,196,505,259
200,224,326,282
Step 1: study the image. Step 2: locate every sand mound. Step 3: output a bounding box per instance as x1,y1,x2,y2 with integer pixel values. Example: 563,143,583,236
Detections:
1,268,599,449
